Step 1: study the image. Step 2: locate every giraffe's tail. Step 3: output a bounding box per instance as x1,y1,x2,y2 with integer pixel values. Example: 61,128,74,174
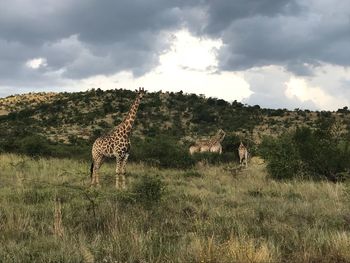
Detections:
90,162,94,179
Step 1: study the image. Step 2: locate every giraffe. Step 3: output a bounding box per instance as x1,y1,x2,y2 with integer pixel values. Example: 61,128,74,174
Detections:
238,142,248,167
90,87,146,189
209,142,223,154
189,145,200,155
189,129,226,155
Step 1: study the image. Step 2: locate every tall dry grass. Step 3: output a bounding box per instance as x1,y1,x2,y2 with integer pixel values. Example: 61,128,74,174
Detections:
1,153,350,262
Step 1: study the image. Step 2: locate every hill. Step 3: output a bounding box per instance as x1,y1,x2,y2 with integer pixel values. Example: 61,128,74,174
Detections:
1,89,350,159
2,90,350,262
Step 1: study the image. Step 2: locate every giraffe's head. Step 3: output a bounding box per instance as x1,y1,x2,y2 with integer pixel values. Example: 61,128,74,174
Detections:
136,87,146,99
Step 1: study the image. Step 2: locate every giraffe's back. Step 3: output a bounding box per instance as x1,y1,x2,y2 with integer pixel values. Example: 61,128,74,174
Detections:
92,132,130,158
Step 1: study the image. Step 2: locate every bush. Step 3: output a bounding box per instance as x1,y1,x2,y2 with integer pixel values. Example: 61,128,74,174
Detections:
131,135,239,168
260,126,350,181
221,134,241,154
51,144,91,160
294,126,350,181
259,135,303,180
130,136,195,169
132,175,166,208
18,135,52,157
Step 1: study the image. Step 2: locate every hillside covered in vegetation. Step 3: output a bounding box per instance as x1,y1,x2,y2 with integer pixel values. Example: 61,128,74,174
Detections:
2,91,350,262
1,88,350,161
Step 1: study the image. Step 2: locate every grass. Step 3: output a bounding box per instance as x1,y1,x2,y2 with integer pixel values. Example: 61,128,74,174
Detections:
1,153,350,262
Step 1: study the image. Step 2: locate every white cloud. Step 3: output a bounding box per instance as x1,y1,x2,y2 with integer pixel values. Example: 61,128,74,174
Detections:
285,74,349,111
159,29,221,72
285,77,330,106
73,29,253,102
244,64,350,111
25,57,47,69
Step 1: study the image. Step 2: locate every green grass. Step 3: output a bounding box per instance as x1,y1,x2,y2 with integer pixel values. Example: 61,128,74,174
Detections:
1,153,350,262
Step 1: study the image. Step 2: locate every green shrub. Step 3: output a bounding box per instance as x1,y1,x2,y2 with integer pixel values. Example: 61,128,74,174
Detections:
130,136,195,169
132,175,166,208
18,135,52,157
260,126,350,181
293,126,350,181
259,135,303,180
51,144,91,160
221,134,240,154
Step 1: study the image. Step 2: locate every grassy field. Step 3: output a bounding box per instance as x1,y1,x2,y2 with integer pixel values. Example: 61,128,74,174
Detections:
1,153,350,262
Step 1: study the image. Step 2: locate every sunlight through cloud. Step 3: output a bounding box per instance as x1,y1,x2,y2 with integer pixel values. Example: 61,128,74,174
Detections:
25,57,47,69
285,77,348,110
76,29,252,102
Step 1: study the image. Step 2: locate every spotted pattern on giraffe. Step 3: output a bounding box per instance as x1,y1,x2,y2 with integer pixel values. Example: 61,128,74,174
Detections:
90,87,146,189
189,129,226,155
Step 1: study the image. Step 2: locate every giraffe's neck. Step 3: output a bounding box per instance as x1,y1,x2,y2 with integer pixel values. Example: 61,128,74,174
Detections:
208,131,224,146
208,138,218,146
119,95,142,136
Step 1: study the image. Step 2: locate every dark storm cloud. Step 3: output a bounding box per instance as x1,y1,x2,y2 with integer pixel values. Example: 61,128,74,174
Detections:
202,0,350,75
0,0,349,96
0,0,197,85
0,0,191,44
202,0,301,36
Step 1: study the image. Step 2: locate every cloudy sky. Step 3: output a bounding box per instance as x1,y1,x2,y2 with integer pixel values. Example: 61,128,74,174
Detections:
0,0,349,110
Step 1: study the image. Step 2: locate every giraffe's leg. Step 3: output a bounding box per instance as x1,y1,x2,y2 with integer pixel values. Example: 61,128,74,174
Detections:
120,153,129,189
91,155,103,187
115,156,122,189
